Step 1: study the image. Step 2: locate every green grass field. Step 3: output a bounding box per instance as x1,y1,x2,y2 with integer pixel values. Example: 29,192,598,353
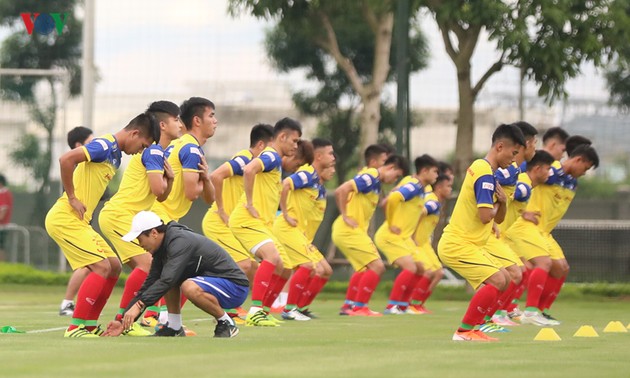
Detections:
1,284,630,378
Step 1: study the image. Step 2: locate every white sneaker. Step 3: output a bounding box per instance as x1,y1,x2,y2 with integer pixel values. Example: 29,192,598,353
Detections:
281,308,311,321
59,302,75,316
383,306,405,315
520,312,552,326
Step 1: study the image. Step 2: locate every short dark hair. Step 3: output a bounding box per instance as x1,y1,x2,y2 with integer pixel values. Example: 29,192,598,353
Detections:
273,117,302,137
569,144,599,168
542,127,569,144
526,149,554,171
364,144,389,165
295,140,314,165
565,135,592,156
180,97,215,130
67,126,93,149
414,154,439,173
312,138,333,149
378,142,396,156
0,174,6,186
512,121,538,139
438,161,453,175
147,100,180,124
250,124,274,147
492,123,526,147
125,112,160,143
139,223,167,236
384,154,410,176
433,174,451,187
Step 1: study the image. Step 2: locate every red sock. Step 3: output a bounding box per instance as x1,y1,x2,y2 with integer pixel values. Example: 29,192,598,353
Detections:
88,275,118,323
285,266,312,308
488,281,516,317
297,275,328,308
401,274,421,304
180,294,187,308
525,268,548,310
343,271,365,307
354,269,381,306
69,273,106,329
507,269,530,310
410,276,431,304
388,269,416,306
263,274,288,309
251,260,276,306
539,276,565,312
460,284,499,330
119,268,147,310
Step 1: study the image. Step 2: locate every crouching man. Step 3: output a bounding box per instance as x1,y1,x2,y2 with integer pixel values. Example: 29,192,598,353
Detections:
107,211,249,338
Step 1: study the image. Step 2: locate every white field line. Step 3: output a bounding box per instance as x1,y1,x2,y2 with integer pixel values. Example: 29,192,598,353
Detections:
24,318,213,334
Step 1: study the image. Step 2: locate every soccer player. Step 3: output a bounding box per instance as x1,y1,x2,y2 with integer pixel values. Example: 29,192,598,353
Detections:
45,113,158,338
479,121,539,330
536,141,598,322
201,124,273,324
149,97,217,327
98,101,181,335
107,211,249,338
274,138,336,321
438,123,525,342
333,154,409,316
503,127,569,326
374,154,439,315
151,97,216,223
295,161,337,317
408,173,453,314
228,117,301,326
337,143,392,314
202,124,274,283
59,127,94,317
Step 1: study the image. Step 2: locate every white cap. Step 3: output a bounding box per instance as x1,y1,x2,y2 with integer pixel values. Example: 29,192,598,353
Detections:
121,211,164,242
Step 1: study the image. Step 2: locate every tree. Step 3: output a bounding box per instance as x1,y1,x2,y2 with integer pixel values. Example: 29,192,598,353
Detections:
262,2,428,182
0,0,83,226
606,46,630,110
422,0,630,176
229,0,421,155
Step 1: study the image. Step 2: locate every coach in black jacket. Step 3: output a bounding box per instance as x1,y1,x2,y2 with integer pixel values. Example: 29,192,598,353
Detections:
117,211,249,338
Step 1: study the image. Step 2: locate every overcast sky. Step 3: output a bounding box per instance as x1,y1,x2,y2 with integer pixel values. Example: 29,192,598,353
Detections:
2,0,611,109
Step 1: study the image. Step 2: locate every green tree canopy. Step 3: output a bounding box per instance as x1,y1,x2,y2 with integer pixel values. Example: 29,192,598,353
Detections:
422,0,630,176
0,0,83,225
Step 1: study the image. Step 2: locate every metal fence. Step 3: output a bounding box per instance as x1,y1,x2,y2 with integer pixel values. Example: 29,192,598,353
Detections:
553,220,630,282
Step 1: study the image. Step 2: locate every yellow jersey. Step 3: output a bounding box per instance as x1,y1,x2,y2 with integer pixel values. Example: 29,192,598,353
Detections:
414,191,441,245
521,160,565,234
209,149,253,216
378,175,424,239
336,167,381,232
305,182,327,242
101,144,165,216
151,133,204,222
275,164,321,235
499,171,533,233
58,134,121,223
236,146,283,225
442,159,496,246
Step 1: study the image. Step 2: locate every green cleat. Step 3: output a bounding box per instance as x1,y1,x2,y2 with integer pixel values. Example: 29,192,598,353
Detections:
64,324,100,338
266,313,285,324
123,322,152,336
246,310,278,327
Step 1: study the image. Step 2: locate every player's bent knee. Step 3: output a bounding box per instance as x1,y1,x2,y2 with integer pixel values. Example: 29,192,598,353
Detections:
180,280,201,299
368,260,386,275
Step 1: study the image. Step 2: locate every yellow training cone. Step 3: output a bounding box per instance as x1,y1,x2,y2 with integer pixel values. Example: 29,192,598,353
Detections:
603,321,627,333
534,328,561,341
573,325,599,337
